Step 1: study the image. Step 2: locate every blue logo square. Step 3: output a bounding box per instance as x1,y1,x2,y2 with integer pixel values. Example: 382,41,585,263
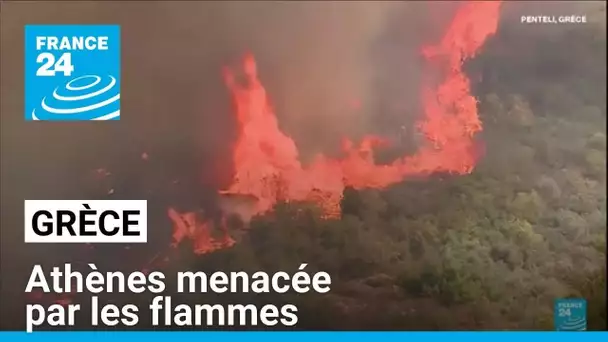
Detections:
554,298,587,331
24,25,121,121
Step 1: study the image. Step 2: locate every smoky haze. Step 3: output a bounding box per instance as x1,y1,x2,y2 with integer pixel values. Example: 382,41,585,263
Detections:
2,1,602,205
150,1,445,158
1,0,453,210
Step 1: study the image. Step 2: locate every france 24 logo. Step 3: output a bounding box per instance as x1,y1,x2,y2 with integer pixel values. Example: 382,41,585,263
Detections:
24,25,121,121
554,298,587,331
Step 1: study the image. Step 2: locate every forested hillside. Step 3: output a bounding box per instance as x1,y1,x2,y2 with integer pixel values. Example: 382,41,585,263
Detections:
186,9,607,330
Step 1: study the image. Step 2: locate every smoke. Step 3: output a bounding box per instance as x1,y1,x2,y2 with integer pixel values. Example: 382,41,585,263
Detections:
3,1,600,199
156,1,406,158
0,2,465,196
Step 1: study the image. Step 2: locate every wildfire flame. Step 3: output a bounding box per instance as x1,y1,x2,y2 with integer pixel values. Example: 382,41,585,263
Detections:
171,1,503,254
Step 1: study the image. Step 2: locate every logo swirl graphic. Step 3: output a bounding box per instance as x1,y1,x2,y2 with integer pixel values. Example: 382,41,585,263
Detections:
31,74,120,121
558,316,586,331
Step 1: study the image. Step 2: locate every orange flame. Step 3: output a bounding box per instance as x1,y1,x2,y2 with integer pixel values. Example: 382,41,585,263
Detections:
221,1,501,214
171,1,502,254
